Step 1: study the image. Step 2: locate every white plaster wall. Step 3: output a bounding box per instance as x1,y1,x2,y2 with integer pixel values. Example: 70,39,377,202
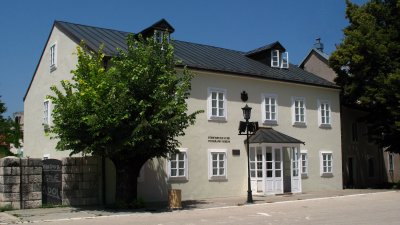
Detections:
24,25,78,159
138,69,343,201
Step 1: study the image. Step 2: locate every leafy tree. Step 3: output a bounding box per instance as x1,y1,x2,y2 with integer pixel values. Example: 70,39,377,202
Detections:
0,96,21,157
329,0,400,153
49,34,202,204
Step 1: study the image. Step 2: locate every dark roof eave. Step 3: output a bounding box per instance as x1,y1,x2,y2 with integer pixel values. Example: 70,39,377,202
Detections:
175,64,340,90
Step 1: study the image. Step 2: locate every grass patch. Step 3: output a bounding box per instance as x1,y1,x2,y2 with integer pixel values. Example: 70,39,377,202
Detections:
0,204,13,212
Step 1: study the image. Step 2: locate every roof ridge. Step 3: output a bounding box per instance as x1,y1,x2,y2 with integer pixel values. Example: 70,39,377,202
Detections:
174,39,245,54
55,20,132,35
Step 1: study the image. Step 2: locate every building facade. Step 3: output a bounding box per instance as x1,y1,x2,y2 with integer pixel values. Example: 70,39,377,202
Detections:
24,20,343,202
300,40,400,188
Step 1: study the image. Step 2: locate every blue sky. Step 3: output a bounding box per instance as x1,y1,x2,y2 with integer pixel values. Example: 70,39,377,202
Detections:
0,0,367,117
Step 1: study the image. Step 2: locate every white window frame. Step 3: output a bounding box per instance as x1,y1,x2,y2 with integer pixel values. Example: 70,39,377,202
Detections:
318,100,332,128
207,88,227,121
271,50,280,67
320,151,333,176
50,42,57,71
300,150,308,177
291,97,306,126
208,149,227,180
261,93,278,125
167,148,188,181
281,52,289,68
43,99,51,126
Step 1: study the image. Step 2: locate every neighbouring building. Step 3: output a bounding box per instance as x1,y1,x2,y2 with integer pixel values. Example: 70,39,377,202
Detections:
24,19,343,203
300,39,399,188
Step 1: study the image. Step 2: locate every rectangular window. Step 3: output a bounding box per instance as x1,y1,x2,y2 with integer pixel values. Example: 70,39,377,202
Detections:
50,43,57,71
43,100,51,125
250,146,263,178
208,88,227,121
281,52,289,68
262,94,277,124
292,97,306,125
168,149,188,180
271,50,280,67
300,150,308,176
208,149,227,180
388,153,394,171
320,151,333,176
318,100,331,127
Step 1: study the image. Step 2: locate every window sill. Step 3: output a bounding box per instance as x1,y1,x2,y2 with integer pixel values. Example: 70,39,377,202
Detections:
263,120,278,126
209,176,228,182
320,173,333,178
293,122,307,128
50,65,57,72
319,124,332,129
168,176,188,183
208,116,227,122
301,173,308,179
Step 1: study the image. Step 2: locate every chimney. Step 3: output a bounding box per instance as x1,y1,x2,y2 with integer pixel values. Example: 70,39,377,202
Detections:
314,38,324,52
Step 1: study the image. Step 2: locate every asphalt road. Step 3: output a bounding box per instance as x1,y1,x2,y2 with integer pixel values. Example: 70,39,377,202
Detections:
28,191,400,225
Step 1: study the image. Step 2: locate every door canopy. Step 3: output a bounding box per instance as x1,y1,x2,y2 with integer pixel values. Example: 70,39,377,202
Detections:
247,127,305,145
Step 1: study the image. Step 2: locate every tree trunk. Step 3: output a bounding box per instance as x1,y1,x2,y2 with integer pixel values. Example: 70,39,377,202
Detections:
111,156,146,205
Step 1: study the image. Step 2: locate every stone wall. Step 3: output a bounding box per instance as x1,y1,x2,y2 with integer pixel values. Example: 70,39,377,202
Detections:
61,157,101,206
0,156,101,209
0,157,42,209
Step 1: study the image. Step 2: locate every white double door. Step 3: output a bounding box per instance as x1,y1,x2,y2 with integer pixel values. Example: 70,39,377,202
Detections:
250,145,301,195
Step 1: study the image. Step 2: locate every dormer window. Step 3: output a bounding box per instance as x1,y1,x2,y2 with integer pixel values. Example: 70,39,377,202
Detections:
281,52,289,68
154,30,169,44
271,50,289,68
271,50,280,67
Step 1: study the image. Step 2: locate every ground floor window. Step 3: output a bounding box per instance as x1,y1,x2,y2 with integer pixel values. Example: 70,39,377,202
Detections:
208,149,227,180
250,146,263,178
300,150,308,176
168,149,188,180
388,152,394,171
320,151,333,176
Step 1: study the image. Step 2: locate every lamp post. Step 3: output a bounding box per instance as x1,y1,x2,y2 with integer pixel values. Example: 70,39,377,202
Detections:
242,104,253,204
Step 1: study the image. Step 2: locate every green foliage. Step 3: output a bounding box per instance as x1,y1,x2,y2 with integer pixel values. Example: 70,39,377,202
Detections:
0,204,13,212
0,96,21,157
329,0,400,152
49,34,201,160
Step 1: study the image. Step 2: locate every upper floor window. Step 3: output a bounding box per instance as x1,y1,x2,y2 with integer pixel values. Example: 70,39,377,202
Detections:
292,97,306,126
320,151,333,176
271,50,289,68
318,100,331,128
208,88,227,121
154,30,169,44
50,43,57,71
208,149,227,181
43,100,51,125
167,148,188,181
262,94,277,125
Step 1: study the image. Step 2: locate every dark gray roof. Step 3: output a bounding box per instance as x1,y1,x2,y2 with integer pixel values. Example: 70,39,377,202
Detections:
248,128,305,144
55,21,337,88
245,41,285,56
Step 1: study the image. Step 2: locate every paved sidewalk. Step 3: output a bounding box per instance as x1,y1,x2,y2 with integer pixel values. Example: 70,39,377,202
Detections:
0,189,396,224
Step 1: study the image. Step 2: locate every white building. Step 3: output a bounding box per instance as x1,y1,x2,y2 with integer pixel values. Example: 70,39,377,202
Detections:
24,19,342,202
